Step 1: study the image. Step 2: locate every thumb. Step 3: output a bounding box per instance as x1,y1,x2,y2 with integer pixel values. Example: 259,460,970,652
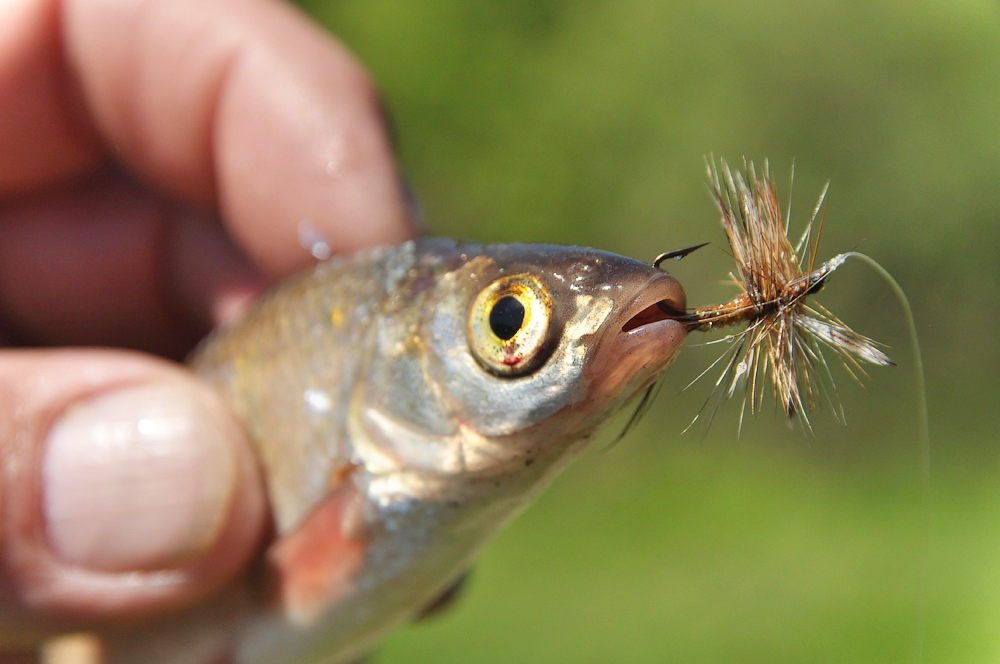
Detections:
0,349,267,643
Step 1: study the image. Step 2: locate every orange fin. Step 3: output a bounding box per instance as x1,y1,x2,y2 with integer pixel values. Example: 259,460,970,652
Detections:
266,481,367,626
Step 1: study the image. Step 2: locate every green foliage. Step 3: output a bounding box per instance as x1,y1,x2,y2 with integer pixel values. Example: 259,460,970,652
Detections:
294,1,999,660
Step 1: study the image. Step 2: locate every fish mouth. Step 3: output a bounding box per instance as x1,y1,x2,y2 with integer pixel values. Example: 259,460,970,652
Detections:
618,272,687,338
588,271,688,397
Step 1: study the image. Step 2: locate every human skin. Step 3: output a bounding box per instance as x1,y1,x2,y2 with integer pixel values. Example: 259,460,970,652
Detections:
0,0,413,657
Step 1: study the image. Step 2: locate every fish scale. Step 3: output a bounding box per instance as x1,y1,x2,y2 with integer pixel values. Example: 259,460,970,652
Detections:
192,244,414,532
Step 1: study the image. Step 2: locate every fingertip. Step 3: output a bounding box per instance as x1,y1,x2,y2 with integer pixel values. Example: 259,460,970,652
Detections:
211,0,414,273
0,350,268,629
62,0,415,277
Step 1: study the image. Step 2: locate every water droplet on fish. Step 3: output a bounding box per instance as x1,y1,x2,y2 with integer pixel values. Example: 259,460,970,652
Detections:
304,388,333,414
298,221,332,260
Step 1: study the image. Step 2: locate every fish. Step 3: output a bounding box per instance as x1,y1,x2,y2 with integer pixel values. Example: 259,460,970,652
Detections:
103,238,687,664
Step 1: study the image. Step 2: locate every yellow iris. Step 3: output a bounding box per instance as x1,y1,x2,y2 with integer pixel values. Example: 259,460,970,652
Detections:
467,274,553,377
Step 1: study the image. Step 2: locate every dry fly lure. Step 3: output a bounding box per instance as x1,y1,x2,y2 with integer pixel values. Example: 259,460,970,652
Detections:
652,161,929,661
657,160,894,431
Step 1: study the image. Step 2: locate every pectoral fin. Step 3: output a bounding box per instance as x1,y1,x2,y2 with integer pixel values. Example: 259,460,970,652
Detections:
266,481,367,627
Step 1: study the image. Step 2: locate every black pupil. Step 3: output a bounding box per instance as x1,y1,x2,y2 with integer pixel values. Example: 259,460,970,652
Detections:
489,296,526,340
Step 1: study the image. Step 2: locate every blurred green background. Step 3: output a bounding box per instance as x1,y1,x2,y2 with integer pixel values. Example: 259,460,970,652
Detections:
297,1,999,662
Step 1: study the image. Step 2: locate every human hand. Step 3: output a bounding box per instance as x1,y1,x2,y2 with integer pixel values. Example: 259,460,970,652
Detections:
0,0,412,654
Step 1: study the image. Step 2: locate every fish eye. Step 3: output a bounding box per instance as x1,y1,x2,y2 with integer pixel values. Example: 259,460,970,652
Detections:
468,274,553,376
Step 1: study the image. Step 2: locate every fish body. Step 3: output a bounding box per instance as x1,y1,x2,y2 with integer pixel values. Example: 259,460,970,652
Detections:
109,239,686,663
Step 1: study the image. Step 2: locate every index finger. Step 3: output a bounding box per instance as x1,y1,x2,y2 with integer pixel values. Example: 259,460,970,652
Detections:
1,0,413,275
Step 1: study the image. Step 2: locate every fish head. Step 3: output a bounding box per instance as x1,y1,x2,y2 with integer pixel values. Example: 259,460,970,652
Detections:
352,240,687,493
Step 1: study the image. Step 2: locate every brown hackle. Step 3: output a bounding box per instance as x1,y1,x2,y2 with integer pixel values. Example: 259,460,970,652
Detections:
663,159,893,432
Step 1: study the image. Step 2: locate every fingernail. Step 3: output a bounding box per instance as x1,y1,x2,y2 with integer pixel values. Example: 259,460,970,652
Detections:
43,382,240,572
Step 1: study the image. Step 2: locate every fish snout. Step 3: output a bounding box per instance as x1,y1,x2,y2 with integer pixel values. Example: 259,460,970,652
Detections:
588,271,688,399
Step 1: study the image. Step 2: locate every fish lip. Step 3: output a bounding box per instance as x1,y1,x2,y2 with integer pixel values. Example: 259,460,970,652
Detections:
588,272,688,386
617,272,687,336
